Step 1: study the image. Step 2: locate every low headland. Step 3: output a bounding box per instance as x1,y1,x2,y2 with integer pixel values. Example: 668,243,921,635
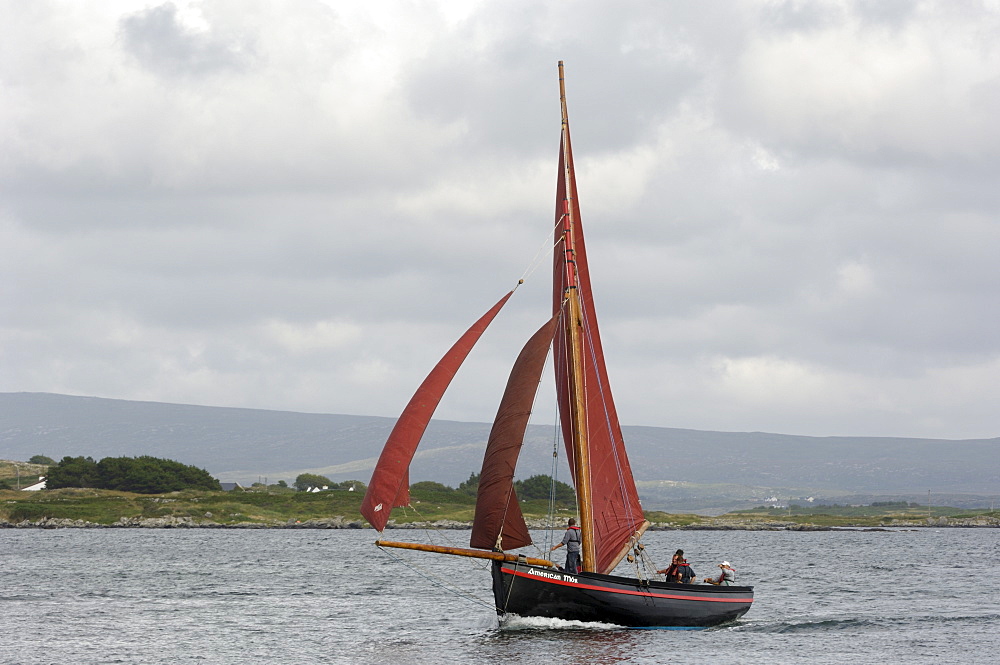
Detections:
2,487,997,530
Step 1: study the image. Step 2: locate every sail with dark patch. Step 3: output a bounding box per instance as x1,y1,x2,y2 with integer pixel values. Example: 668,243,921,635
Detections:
470,315,558,552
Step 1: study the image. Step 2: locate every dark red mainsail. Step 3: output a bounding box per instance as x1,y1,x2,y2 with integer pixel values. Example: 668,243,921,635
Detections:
470,315,559,552
360,292,513,532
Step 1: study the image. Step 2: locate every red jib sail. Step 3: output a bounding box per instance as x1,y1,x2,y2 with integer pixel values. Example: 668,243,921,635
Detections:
552,129,647,575
360,292,513,532
470,315,559,552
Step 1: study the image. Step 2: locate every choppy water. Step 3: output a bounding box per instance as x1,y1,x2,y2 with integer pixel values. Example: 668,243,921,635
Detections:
1,527,997,664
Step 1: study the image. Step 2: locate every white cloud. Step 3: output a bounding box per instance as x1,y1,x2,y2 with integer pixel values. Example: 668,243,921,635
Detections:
261,319,363,354
712,354,832,408
730,3,1000,160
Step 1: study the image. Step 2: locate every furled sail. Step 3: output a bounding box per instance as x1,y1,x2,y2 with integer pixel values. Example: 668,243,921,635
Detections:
470,315,559,552
552,129,647,575
360,292,513,532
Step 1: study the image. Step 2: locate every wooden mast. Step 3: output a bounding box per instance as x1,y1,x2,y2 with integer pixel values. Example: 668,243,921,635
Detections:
558,61,597,573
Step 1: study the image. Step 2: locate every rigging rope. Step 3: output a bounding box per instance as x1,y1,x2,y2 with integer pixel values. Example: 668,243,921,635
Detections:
545,412,561,553
375,543,496,611
627,538,661,581
551,229,649,571
577,286,647,536
403,502,470,552
518,218,562,285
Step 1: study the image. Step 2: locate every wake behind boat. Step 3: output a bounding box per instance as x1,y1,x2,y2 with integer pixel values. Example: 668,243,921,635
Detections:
361,62,753,628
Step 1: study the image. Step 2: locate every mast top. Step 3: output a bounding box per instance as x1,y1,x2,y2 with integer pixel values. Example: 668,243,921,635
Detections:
558,61,569,127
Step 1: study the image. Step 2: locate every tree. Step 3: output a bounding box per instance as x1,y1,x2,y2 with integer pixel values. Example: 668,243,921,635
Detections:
29,455,56,465
457,472,480,496
276,480,288,488
409,480,453,492
45,456,100,489
95,456,220,493
45,455,219,493
514,474,575,503
333,480,366,491
294,473,332,491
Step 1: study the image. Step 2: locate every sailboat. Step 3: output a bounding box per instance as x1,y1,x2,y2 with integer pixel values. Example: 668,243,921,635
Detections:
360,62,754,628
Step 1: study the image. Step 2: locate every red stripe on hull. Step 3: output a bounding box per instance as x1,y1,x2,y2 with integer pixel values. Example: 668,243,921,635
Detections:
501,567,754,603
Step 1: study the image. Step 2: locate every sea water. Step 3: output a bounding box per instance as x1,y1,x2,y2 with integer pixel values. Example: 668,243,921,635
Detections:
1,527,997,664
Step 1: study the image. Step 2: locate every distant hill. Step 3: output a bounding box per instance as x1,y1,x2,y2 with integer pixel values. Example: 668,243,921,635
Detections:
2,392,998,511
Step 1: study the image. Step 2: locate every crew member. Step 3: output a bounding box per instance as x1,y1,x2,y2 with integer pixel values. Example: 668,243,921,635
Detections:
550,518,582,573
704,561,736,586
658,549,696,583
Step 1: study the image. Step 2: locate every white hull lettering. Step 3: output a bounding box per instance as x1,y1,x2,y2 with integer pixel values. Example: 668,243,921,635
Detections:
526,568,577,584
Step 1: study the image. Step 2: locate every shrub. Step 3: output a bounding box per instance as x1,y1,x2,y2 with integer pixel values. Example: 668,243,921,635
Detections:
46,457,100,489
8,504,49,522
294,473,333,491
457,472,479,496
409,481,453,492
514,474,575,503
45,456,220,493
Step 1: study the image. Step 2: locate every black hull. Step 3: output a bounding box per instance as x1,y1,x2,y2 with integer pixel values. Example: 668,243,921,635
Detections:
491,561,753,628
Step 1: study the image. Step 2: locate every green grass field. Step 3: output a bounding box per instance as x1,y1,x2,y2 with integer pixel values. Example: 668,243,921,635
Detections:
0,461,46,490
3,486,997,527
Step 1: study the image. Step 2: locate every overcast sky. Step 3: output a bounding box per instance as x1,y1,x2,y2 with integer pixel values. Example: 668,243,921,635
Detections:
3,1,999,439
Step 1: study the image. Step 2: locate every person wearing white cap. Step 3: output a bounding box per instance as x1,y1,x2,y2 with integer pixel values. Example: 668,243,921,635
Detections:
704,561,736,586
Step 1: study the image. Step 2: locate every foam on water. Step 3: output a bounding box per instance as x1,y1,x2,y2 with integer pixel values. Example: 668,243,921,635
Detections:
499,613,624,631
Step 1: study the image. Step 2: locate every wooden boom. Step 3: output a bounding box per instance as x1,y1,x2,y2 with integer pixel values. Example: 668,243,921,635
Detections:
376,540,555,567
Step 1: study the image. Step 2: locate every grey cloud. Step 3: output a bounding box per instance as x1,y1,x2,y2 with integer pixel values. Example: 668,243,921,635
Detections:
119,3,255,77
3,1,1000,439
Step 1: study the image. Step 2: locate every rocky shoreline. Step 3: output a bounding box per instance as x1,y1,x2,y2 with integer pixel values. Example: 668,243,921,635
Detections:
0,516,368,529
3,515,997,530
